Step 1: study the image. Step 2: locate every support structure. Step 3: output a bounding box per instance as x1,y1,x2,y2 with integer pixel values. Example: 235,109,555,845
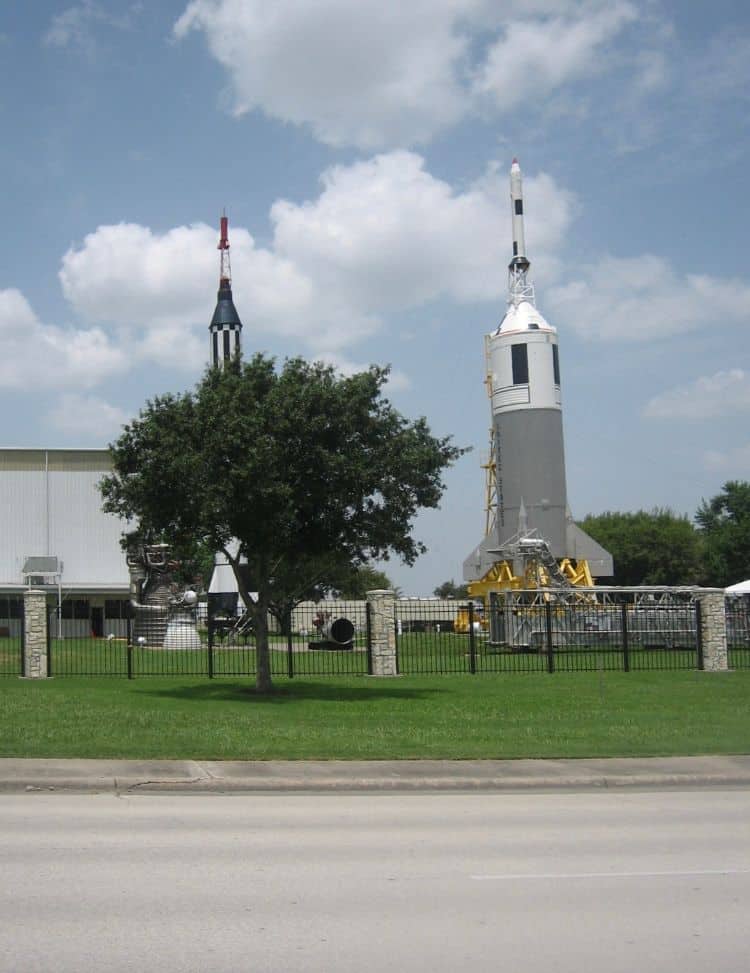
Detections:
696,591,729,671
366,589,398,676
22,589,48,679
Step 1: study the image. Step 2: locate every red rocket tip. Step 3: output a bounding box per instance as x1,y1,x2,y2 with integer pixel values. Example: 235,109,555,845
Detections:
218,214,229,251
512,157,519,164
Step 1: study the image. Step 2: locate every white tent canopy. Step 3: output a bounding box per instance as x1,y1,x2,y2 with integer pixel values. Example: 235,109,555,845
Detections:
725,579,750,594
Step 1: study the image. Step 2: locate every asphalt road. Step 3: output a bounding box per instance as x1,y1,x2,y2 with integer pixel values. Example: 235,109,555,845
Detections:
1,790,748,972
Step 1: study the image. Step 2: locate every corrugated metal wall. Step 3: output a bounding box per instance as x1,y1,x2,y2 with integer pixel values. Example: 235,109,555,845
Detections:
0,449,129,587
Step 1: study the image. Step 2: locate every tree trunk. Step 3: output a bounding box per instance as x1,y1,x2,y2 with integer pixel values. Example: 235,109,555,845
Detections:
254,593,273,694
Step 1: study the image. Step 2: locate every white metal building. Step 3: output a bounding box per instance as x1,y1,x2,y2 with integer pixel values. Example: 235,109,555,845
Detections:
0,448,130,637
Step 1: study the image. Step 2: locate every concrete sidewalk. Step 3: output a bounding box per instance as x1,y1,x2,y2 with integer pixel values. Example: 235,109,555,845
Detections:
1,755,750,794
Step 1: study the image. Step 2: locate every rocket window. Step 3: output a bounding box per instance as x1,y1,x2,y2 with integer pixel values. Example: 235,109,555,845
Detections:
212,332,218,365
514,199,523,215
511,344,529,385
223,330,231,360
552,345,560,385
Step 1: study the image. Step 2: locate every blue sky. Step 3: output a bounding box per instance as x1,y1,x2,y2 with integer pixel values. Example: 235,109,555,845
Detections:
1,0,749,594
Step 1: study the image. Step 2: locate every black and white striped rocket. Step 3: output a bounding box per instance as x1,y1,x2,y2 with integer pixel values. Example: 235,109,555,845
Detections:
463,159,612,582
209,214,242,368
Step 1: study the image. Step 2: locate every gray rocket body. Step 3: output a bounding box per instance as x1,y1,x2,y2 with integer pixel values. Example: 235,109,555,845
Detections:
463,159,612,583
495,407,567,554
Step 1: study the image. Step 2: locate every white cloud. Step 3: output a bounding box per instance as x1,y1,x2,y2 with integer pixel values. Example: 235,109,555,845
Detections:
43,1,140,53
644,369,750,420
59,221,320,362
173,0,643,149
312,351,411,392
548,255,750,342
0,288,126,390
58,153,575,357
47,393,130,438
473,3,636,107
271,151,573,308
703,443,750,476
174,0,469,148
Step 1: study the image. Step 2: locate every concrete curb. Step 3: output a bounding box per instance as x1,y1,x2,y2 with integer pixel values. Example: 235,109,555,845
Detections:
2,756,750,794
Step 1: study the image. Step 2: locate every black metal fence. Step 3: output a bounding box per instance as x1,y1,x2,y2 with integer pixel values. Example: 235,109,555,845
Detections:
727,596,750,669
396,590,707,675
41,599,372,678
4,590,749,678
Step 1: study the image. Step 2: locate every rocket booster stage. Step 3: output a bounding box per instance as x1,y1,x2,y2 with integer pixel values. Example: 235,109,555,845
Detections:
463,159,612,583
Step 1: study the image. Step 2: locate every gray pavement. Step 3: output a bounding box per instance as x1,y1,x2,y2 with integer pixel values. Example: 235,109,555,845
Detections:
2,789,750,972
2,754,750,793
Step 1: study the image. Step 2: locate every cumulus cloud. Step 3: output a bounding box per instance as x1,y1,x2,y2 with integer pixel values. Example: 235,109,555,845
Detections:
547,255,750,342
644,369,750,420
173,0,644,148
473,3,636,108
0,288,125,389
59,221,319,362
271,152,573,308
46,393,130,438
59,153,574,356
174,0,468,148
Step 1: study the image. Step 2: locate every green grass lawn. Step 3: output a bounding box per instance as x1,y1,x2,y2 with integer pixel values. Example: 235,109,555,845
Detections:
1,670,748,760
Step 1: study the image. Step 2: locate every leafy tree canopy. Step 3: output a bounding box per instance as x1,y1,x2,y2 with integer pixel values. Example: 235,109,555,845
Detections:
100,354,465,691
329,564,395,600
579,508,704,586
433,579,468,599
695,480,750,587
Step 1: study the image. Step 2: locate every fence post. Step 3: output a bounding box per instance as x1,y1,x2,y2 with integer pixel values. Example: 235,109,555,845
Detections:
695,591,728,671
468,602,477,674
365,602,374,675
366,589,398,676
22,590,48,679
545,601,555,673
287,628,294,679
621,602,630,672
206,605,215,679
126,615,133,679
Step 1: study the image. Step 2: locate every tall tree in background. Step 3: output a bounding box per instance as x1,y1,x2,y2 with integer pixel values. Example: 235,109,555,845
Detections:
696,481,750,587
579,509,704,586
334,565,395,600
100,354,464,692
433,580,469,599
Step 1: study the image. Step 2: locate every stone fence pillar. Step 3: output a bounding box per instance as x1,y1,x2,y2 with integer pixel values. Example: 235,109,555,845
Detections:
366,589,398,676
23,589,48,679
696,591,728,671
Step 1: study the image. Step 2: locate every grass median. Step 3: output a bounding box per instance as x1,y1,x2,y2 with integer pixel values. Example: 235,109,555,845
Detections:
1,670,749,760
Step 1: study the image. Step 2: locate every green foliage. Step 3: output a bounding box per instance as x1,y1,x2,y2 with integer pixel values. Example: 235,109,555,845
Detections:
433,579,468,599
333,565,395,600
100,354,465,690
696,480,750,587
579,509,704,586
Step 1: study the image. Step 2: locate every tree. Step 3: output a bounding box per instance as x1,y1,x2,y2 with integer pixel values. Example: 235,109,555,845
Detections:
433,579,468,599
100,354,465,692
578,509,704,586
333,565,395,600
696,481,750,587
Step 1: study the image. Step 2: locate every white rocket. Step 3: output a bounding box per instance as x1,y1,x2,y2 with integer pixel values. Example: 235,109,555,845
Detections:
463,159,612,582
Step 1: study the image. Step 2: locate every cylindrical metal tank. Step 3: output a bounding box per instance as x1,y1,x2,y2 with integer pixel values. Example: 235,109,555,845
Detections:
487,300,568,556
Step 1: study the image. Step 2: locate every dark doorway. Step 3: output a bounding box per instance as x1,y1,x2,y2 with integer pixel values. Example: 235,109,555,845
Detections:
91,607,104,638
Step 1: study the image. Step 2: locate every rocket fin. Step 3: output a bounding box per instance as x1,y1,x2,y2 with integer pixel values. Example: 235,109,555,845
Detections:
565,522,613,578
463,535,500,584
